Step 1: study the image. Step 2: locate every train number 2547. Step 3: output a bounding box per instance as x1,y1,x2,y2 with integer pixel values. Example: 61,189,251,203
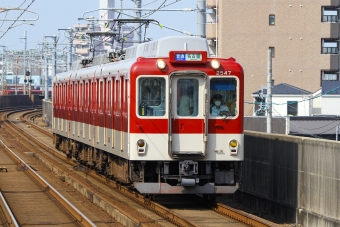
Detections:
216,71,232,75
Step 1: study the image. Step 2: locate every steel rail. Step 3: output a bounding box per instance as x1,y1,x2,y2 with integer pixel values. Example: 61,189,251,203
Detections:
196,197,282,227
16,111,200,227
0,113,96,227
0,191,19,227
17,110,280,227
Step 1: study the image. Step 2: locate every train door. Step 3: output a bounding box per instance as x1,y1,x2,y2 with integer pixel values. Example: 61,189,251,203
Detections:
120,76,125,152
65,81,72,137
114,76,120,150
169,71,208,157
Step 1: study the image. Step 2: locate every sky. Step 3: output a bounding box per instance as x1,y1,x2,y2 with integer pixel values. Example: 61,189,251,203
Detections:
0,0,197,51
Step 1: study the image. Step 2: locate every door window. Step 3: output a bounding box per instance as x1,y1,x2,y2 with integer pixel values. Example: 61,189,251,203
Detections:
176,79,198,116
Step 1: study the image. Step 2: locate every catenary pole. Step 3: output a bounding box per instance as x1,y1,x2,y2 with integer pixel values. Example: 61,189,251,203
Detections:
68,29,73,71
1,47,7,94
23,31,27,94
197,0,206,38
133,0,142,44
267,48,272,133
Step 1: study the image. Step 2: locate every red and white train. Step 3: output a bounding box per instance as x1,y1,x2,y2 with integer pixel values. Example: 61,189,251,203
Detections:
52,36,244,194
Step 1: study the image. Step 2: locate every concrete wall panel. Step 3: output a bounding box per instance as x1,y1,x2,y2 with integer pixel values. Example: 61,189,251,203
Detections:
240,130,340,225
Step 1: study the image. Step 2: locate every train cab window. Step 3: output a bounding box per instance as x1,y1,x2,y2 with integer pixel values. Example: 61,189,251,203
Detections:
138,77,165,116
210,78,237,117
177,79,199,116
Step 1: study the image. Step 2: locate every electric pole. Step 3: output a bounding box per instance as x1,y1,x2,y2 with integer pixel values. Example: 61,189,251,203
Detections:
267,48,272,133
197,0,206,38
133,0,142,44
1,46,7,94
21,31,27,95
68,29,73,71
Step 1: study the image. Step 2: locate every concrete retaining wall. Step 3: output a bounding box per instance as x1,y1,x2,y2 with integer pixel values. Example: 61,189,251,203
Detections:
241,130,340,226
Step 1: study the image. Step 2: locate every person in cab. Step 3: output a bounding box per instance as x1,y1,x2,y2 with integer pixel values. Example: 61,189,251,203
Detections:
211,94,229,116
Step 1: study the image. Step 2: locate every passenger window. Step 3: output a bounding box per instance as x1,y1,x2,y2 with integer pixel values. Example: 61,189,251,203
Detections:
210,78,237,117
138,77,165,116
177,79,198,116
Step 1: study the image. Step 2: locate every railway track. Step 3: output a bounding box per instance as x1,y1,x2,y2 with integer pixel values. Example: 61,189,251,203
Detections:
2,108,282,227
0,140,96,226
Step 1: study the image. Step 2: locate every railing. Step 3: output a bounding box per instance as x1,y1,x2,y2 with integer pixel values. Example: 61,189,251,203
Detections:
322,15,338,22
322,47,338,54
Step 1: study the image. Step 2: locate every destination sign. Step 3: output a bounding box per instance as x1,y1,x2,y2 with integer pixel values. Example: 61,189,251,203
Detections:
174,53,202,61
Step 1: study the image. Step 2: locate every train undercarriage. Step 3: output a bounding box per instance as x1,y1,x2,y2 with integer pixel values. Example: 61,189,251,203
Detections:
53,134,242,194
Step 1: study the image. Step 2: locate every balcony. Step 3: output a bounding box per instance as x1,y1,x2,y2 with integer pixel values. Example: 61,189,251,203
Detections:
73,39,90,45
322,15,338,22
75,48,90,55
322,47,338,54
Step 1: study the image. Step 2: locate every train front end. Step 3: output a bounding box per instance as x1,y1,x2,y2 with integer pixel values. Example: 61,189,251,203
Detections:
128,37,244,194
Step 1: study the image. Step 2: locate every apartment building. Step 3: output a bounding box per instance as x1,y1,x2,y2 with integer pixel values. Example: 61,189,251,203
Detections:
206,0,340,115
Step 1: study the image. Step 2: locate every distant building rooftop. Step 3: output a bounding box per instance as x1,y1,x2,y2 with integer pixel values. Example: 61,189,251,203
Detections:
322,81,340,95
252,83,312,95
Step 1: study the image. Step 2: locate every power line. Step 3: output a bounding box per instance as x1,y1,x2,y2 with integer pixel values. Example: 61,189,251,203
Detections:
0,0,36,39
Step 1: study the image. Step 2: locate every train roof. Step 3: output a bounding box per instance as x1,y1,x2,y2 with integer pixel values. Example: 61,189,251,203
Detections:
125,36,210,59
55,36,211,82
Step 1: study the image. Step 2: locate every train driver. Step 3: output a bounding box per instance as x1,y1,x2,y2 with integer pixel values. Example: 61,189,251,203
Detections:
211,94,230,116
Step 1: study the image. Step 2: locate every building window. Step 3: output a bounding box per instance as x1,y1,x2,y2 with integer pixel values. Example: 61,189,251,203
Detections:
322,39,338,54
269,15,275,25
269,47,275,58
322,7,338,22
287,101,298,116
322,71,338,81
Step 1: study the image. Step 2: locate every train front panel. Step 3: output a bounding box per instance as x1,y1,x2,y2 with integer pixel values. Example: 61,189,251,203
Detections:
128,51,244,194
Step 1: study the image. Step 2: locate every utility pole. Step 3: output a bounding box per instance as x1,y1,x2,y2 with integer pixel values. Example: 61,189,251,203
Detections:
1,46,7,94
197,0,206,38
132,0,142,44
20,31,28,95
58,28,73,71
43,37,49,100
45,35,57,100
28,63,32,96
15,58,18,95
336,125,339,141
68,29,73,71
267,48,272,133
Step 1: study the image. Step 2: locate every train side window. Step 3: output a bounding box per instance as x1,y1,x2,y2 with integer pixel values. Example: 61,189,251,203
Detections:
138,77,165,116
210,78,238,117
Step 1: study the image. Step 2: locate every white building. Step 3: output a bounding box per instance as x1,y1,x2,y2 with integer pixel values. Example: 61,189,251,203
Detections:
321,81,340,115
252,83,313,117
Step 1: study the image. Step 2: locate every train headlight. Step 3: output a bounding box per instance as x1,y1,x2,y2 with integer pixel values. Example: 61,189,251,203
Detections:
137,139,146,155
229,139,238,155
156,59,166,70
210,59,220,69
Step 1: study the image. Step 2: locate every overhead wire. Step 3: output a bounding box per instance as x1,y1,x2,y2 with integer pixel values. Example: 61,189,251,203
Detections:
0,0,36,39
